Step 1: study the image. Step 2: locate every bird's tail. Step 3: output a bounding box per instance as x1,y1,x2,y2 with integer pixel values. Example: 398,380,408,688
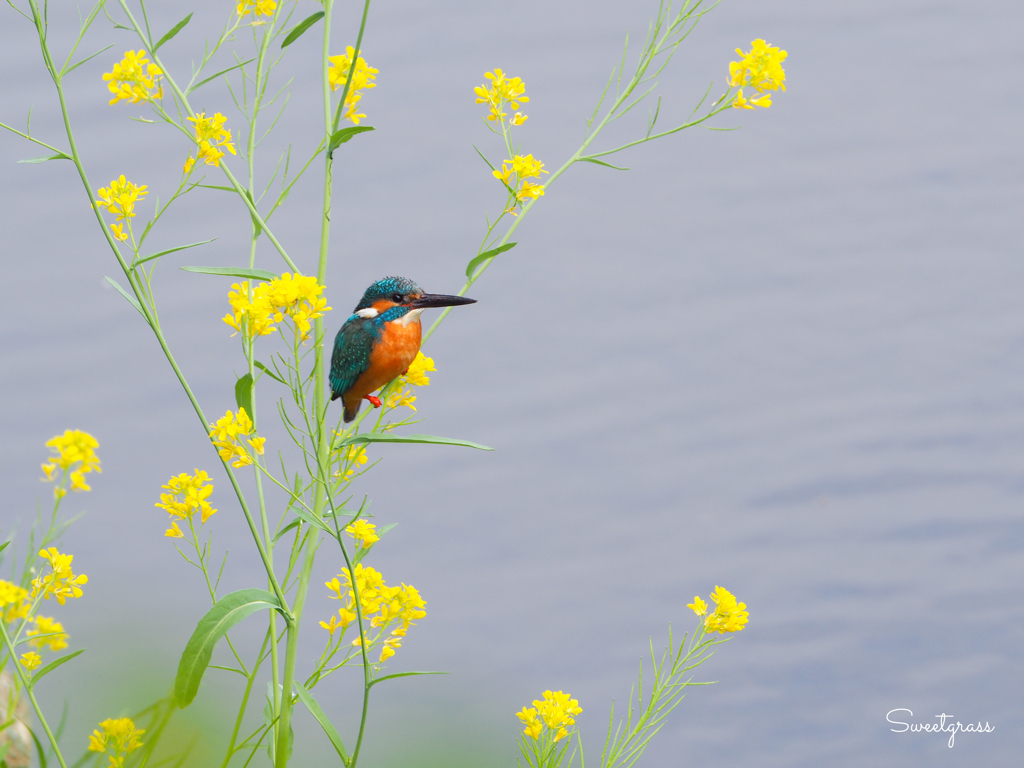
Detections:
343,401,360,423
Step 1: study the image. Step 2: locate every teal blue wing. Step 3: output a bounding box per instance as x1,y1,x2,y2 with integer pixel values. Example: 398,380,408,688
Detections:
329,316,380,401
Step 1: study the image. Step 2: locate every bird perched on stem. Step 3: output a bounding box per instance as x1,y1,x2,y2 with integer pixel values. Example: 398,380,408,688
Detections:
330,276,476,422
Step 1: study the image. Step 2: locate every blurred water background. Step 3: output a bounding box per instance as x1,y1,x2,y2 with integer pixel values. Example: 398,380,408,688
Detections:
1,0,1022,765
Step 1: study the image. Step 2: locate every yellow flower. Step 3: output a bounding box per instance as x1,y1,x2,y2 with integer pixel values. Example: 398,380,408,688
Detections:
183,156,196,174
533,690,582,738
511,112,528,126
0,580,31,623
517,691,582,742
493,154,548,203
102,50,163,105
96,174,148,222
31,548,88,604
237,0,277,17
28,616,69,651
703,585,749,633
209,408,264,467
729,39,786,110
110,223,129,242
401,351,435,387
475,68,529,122
320,614,340,636
687,596,708,616
187,112,237,167
516,706,543,740
345,519,379,548
155,469,217,534
20,652,42,671
517,180,546,201
44,430,101,480
223,274,331,342
87,717,145,767
325,564,426,660
96,176,148,222
328,47,378,125
732,91,752,110
385,389,417,411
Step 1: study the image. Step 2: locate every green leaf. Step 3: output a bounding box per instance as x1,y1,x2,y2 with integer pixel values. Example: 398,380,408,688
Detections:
327,126,374,157
254,360,287,385
132,238,216,268
153,13,192,52
578,156,630,171
274,519,301,542
105,276,145,318
333,433,493,451
18,153,70,164
175,589,282,707
30,649,85,688
377,523,397,536
181,266,279,281
0,540,10,554
281,11,324,48
244,190,261,238
368,670,447,689
64,44,115,76
0,742,10,763
187,58,255,95
289,505,334,536
235,374,253,419
466,242,517,278
293,681,350,765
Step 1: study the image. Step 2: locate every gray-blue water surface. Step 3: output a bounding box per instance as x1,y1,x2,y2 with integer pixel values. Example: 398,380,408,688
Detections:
1,0,1021,765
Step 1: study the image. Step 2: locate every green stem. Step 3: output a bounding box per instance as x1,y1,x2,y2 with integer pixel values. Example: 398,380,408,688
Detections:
0,621,69,768
220,627,273,768
115,0,299,274
31,0,292,617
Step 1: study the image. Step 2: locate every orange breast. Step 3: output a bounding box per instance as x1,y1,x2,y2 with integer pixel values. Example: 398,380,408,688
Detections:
343,315,422,412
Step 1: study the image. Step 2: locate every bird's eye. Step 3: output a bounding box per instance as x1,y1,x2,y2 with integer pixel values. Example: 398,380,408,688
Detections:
391,293,404,303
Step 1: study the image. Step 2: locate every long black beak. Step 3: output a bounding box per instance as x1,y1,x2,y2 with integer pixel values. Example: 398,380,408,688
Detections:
410,293,477,309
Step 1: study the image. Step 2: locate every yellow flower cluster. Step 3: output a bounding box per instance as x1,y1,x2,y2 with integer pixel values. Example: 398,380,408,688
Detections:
41,429,102,494
493,154,549,202
383,351,436,413
475,68,529,123
185,112,237,168
689,585,749,633
88,717,145,768
345,519,379,548
155,469,217,538
237,0,276,18
335,445,369,479
729,39,787,109
328,47,378,125
223,273,332,342
209,407,265,468
21,652,41,671
322,563,426,662
95,177,147,242
0,580,31,623
31,548,88,605
516,690,583,742
28,616,69,651
102,49,163,105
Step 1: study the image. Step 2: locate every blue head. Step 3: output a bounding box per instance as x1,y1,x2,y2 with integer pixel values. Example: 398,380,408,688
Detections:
354,276,423,312
352,276,476,317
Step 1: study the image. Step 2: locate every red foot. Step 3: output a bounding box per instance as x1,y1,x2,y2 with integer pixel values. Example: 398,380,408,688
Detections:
402,368,409,376
365,395,382,409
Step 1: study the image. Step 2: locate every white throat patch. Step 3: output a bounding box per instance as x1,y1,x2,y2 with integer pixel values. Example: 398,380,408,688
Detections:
355,308,379,319
394,308,424,327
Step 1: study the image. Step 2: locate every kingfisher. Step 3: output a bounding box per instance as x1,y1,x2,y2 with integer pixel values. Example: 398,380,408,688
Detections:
330,276,476,422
